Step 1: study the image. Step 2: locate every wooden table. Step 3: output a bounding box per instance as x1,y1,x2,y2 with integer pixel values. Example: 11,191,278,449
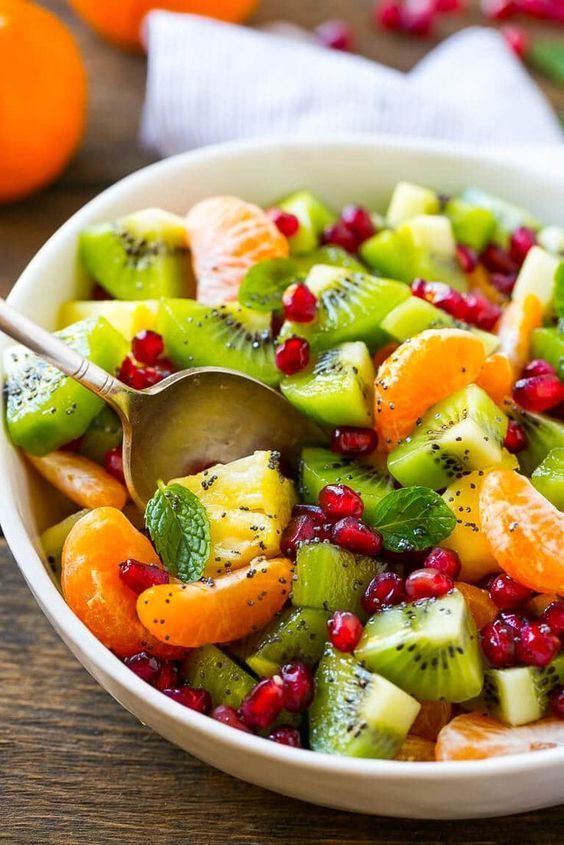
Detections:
1,2,562,842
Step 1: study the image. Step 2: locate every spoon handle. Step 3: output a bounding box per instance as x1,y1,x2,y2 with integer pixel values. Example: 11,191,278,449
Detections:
0,297,131,418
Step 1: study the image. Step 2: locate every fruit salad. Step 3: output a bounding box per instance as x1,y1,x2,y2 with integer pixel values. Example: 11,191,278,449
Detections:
5,182,564,763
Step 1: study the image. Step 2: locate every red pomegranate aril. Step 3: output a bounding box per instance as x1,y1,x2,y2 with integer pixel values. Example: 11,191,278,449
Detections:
490,272,517,296
291,504,326,524
163,687,212,714
509,226,536,262
137,358,176,387
435,0,462,11
60,436,83,453
516,622,561,667
375,0,403,30
119,559,170,594
481,620,517,667
502,25,529,59
340,205,376,243
522,358,557,379
319,483,364,521
330,426,379,456
275,337,310,375
239,676,286,730
268,208,300,238
482,0,515,18
411,279,469,321
321,222,360,254
463,291,502,331
280,662,314,712
362,571,406,615
423,547,461,580
104,445,125,484
315,19,354,51
550,687,564,719
400,5,435,35
212,704,252,732
456,244,478,274
118,355,146,389
280,514,323,559
124,652,162,685
155,660,179,692
489,573,534,610
282,283,318,323
542,602,564,639
513,374,564,413
93,283,113,301
132,329,164,365
497,609,530,635
480,243,519,275
405,568,454,601
268,726,302,747
331,517,383,556
327,610,363,653
504,420,528,453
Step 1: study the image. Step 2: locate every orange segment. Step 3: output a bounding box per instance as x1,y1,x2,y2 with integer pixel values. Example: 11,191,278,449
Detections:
411,701,453,741
62,507,183,658
496,293,543,374
374,329,487,450
479,469,564,593
137,556,294,647
396,736,436,762
436,713,564,761
185,196,289,306
26,451,127,510
476,353,515,406
455,582,498,630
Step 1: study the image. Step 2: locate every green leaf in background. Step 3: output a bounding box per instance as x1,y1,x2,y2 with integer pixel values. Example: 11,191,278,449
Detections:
528,40,564,87
368,486,456,553
145,481,211,582
238,257,302,312
555,262,564,319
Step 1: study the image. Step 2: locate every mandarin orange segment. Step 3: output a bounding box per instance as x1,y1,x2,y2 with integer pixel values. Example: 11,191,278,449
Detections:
410,700,453,742
185,196,289,306
26,451,127,511
436,713,564,761
374,329,487,450
479,469,564,593
62,507,183,658
395,735,436,762
475,353,515,406
455,582,498,630
496,293,543,373
137,556,294,648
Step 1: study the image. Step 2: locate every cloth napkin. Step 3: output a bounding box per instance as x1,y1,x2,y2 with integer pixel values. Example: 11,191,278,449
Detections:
140,14,562,158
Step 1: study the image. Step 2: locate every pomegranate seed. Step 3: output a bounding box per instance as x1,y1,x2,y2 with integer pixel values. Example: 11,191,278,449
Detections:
268,726,302,747
136,358,176,387
497,609,530,634
239,676,286,730
481,620,517,667
463,291,502,331
321,222,360,254
502,24,529,59
504,420,528,453
516,622,561,667
405,568,454,601
330,517,383,556
513,374,564,413
280,514,328,559
275,337,310,375
118,355,146,389
362,571,406,614
482,0,515,18
155,660,179,691
489,272,517,296
132,329,164,365
315,19,354,51
411,279,469,322
423,547,461,580
489,573,534,609
124,652,162,685
340,205,375,243
93,283,113,301
330,426,378,456
119,559,170,594
510,226,536,262
542,602,564,638
327,610,363,653
374,0,403,29
522,358,557,379
282,283,318,323
481,243,519,275
435,0,462,11
319,483,364,521
550,687,564,719
104,445,125,484
60,436,83,453
268,208,300,238
162,687,212,713
456,244,478,274
400,6,435,36
291,503,326,523
212,704,252,732
280,662,314,712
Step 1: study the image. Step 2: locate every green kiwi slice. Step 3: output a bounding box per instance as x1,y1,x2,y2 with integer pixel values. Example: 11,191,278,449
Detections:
530,327,564,380
240,607,330,677
40,510,90,577
277,190,337,255
184,644,255,708
531,447,564,509
504,399,564,476
80,406,122,464
309,645,420,758
355,590,484,703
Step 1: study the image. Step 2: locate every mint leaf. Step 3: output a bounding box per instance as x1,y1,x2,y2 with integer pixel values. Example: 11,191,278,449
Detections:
368,487,456,552
145,482,211,582
528,41,564,86
238,258,302,312
555,262,564,319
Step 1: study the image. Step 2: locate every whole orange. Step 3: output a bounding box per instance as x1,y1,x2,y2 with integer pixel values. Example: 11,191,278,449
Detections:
68,0,258,51
0,0,87,204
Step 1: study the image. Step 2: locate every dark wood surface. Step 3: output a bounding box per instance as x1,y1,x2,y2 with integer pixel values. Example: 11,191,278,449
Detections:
1,2,563,842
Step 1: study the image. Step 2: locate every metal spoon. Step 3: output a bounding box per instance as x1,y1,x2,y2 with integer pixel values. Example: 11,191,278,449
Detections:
0,297,326,509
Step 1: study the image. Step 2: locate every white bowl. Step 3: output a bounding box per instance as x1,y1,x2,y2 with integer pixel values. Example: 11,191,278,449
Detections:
2,137,564,820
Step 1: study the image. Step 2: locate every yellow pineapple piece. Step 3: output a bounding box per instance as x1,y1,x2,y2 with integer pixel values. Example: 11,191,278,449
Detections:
58,300,159,339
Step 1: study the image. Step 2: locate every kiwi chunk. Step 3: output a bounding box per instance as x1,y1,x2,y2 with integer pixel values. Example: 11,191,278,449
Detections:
292,542,386,618
504,399,564,476
241,607,330,677
157,299,280,387
532,448,564,510
277,190,336,255
281,341,375,427
355,590,484,703
309,645,420,758
4,317,127,456
40,509,90,577
387,384,513,490
381,298,498,354
79,209,189,300
80,406,122,464
460,187,540,246
444,198,496,252
300,447,394,523
278,265,410,353
531,327,564,380
184,644,254,708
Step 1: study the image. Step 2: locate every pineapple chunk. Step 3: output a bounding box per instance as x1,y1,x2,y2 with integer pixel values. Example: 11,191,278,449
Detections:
172,451,297,574
442,470,500,583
